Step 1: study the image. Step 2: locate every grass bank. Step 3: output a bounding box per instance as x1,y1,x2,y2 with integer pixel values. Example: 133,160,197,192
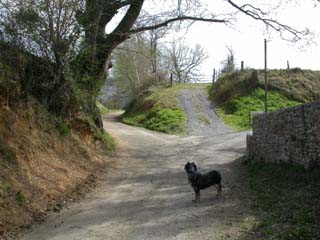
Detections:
209,69,320,130
245,160,320,239
122,84,206,134
96,101,110,114
217,88,301,130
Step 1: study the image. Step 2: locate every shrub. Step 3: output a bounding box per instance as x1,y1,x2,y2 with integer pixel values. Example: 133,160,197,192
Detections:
15,191,26,206
58,123,70,136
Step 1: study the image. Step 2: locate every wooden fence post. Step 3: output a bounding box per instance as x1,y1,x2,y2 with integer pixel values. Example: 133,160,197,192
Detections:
264,39,268,113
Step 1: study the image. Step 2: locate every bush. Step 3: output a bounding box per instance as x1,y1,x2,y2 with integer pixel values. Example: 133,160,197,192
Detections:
211,70,259,104
58,123,70,136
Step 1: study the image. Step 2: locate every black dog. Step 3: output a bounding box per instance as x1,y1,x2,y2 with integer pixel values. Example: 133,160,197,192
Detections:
184,162,222,202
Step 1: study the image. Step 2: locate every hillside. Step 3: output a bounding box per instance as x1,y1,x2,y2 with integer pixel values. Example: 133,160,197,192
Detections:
122,85,188,134
0,99,116,238
122,84,231,135
210,69,320,130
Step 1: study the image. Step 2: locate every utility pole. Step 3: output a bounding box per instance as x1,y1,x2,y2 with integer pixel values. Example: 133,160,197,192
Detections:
212,68,216,84
264,39,268,113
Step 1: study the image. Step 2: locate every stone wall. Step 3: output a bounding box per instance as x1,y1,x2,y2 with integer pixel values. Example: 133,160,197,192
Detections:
246,101,320,169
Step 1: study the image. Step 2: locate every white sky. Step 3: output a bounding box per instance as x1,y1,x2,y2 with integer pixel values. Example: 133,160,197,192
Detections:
181,0,320,81
106,1,320,82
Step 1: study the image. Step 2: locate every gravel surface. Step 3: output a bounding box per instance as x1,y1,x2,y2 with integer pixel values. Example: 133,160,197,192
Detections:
20,113,254,240
179,87,232,136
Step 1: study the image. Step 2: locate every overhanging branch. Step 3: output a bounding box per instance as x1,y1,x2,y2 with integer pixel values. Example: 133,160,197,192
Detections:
129,16,228,34
227,0,306,41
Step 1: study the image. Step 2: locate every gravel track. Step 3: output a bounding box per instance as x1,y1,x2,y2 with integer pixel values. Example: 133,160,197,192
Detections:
20,112,253,240
179,87,232,136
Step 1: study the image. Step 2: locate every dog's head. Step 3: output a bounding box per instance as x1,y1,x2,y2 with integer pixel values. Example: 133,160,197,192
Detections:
184,162,197,174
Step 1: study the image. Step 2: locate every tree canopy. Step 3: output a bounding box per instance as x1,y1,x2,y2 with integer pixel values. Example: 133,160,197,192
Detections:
0,0,311,130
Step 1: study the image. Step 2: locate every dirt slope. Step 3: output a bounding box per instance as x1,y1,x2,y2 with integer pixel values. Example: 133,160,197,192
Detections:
20,113,254,240
179,87,231,136
0,100,110,238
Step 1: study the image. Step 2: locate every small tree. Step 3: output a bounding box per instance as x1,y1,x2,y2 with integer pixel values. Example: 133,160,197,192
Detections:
221,46,235,73
169,42,208,83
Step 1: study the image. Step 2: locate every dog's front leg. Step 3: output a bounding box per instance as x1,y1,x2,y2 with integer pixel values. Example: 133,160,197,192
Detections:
193,189,200,203
215,184,222,198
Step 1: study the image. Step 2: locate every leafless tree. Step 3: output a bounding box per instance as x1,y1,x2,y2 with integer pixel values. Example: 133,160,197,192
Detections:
0,0,311,120
221,46,236,74
169,42,208,83
113,34,154,95
1,0,308,77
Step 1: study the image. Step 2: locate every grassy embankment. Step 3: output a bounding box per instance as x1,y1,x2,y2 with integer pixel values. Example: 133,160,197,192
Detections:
122,84,206,134
246,160,320,239
210,69,320,130
96,101,110,114
210,69,320,239
96,102,116,151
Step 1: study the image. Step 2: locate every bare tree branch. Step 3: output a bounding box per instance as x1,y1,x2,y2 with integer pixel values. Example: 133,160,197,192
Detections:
227,0,308,41
129,15,228,34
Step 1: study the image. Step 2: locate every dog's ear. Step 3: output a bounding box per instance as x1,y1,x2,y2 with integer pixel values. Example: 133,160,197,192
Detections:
184,162,189,170
192,162,197,171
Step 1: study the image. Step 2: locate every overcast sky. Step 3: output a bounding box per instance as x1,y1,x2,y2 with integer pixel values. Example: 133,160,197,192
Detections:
106,1,320,82
181,0,320,81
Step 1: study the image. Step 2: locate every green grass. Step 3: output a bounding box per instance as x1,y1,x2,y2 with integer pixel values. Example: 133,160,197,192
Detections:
15,191,26,206
144,107,185,133
96,101,110,114
217,88,301,130
122,84,207,134
123,108,186,134
245,160,320,240
97,130,117,155
210,69,320,104
58,123,70,136
265,69,320,103
102,130,116,152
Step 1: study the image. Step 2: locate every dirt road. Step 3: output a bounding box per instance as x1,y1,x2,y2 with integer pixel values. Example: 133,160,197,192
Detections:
179,87,231,136
21,113,253,240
